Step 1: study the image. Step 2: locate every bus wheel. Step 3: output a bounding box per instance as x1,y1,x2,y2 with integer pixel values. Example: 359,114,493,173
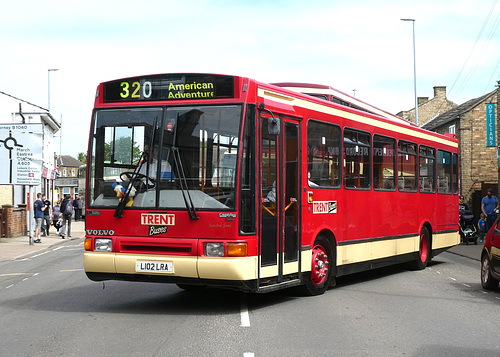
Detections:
410,227,430,270
303,235,334,296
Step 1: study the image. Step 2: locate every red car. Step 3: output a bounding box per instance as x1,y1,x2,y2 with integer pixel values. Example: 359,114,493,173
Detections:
481,217,500,290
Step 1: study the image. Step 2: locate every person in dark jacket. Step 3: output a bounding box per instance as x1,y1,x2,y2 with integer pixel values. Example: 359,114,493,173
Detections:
60,194,73,239
73,194,81,221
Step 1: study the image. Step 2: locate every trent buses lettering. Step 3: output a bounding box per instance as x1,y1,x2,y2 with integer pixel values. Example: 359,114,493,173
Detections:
312,201,337,214
141,213,175,226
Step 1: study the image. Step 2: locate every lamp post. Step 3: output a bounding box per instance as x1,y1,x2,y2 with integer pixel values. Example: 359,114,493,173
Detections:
401,19,418,126
48,68,59,111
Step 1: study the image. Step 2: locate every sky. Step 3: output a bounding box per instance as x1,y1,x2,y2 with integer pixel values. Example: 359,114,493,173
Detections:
1,0,499,158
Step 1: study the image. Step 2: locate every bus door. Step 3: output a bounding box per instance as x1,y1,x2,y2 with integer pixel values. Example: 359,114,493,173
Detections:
259,116,301,289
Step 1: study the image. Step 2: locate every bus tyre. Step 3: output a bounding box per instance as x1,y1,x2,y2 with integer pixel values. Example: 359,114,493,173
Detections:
303,235,334,296
481,253,499,290
410,227,430,270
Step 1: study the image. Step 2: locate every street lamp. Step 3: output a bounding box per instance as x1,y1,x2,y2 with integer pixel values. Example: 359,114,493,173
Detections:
401,19,418,126
48,68,59,111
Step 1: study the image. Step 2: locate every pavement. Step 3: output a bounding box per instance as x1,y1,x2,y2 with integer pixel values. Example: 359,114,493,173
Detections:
0,220,86,263
0,222,484,263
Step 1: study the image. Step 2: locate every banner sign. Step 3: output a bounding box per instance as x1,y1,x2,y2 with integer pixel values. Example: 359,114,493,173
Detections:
486,103,496,147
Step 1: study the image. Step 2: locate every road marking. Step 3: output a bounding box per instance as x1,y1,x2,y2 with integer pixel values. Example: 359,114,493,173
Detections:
462,283,471,287
0,273,30,277
31,251,49,258
59,269,84,272
53,246,66,251
243,353,254,357
240,295,250,327
6,284,14,289
449,277,456,281
22,278,29,282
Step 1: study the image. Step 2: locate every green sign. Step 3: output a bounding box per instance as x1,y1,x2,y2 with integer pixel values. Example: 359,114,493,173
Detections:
486,103,495,147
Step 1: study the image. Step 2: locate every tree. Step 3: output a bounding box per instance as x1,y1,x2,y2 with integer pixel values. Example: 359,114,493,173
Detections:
77,152,87,164
104,137,141,164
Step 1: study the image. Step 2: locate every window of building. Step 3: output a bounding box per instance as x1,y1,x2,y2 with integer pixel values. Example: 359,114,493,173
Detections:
373,135,396,190
449,124,455,134
307,120,341,187
398,141,417,192
63,169,67,177
71,169,76,177
344,128,371,189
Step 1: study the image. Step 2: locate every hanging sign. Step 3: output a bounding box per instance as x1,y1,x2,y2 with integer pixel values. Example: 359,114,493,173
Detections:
486,103,496,147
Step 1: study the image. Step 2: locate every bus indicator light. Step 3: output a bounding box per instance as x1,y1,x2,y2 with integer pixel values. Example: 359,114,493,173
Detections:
227,243,248,257
84,238,93,251
308,191,313,203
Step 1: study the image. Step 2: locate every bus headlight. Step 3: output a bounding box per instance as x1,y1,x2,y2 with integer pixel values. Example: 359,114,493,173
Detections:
94,238,113,252
204,242,224,257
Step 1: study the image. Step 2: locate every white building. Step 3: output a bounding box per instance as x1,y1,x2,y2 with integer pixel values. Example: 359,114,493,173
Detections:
0,91,61,207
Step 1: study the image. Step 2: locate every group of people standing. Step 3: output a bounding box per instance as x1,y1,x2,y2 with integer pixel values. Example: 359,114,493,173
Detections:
460,189,500,244
33,193,83,243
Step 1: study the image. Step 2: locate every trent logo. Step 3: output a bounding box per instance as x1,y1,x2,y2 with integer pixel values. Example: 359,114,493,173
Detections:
141,213,175,226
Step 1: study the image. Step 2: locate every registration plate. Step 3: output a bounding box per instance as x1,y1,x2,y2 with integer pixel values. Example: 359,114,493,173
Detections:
136,261,173,273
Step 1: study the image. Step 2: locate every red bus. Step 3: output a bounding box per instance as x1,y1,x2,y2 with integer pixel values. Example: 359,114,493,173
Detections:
83,73,460,295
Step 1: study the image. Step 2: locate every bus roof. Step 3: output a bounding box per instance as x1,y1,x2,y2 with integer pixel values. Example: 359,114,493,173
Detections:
272,82,405,123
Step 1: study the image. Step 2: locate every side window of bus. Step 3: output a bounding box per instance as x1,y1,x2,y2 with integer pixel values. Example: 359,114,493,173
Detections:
452,153,459,194
437,149,452,194
398,141,417,192
419,146,435,193
344,128,371,189
373,135,396,190
306,120,341,187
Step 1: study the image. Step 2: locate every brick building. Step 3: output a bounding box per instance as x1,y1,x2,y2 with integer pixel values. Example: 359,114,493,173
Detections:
55,155,84,202
422,83,500,219
397,86,457,126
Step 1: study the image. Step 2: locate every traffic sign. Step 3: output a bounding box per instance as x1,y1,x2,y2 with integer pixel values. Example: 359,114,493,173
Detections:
0,124,43,185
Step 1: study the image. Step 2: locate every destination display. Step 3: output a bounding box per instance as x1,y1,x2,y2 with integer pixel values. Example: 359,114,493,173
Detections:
103,74,235,102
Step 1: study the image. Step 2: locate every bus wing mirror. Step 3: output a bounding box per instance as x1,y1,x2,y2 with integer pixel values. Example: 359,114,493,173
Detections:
268,116,280,135
259,103,280,135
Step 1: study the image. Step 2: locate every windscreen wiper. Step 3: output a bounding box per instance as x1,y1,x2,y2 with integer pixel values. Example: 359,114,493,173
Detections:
172,147,199,220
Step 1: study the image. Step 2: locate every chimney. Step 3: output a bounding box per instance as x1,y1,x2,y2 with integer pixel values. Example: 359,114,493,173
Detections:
418,97,429,106
434,86,446,99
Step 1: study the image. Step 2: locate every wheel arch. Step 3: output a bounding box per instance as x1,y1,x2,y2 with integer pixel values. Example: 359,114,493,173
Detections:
422,221,433,252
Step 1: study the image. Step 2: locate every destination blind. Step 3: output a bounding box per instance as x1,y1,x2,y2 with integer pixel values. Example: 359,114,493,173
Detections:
103,74,235,102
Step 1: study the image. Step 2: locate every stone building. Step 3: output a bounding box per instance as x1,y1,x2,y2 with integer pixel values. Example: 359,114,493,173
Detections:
397,86,457,126
55,155,84,202
422,83,500,219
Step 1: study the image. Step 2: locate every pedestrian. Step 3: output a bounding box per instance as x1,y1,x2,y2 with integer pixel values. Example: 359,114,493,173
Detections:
478,213,486,243
41,194,52,237
34,193,46,243
481,188,499,233
60,194,73,239
459,195,469,213
73,194,81,221
52,201,62,234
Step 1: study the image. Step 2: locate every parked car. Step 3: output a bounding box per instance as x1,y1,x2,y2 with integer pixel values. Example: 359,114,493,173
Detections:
481,217,500,290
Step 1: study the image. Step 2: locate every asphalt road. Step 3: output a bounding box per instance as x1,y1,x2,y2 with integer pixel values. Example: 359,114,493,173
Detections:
1,240,499,357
